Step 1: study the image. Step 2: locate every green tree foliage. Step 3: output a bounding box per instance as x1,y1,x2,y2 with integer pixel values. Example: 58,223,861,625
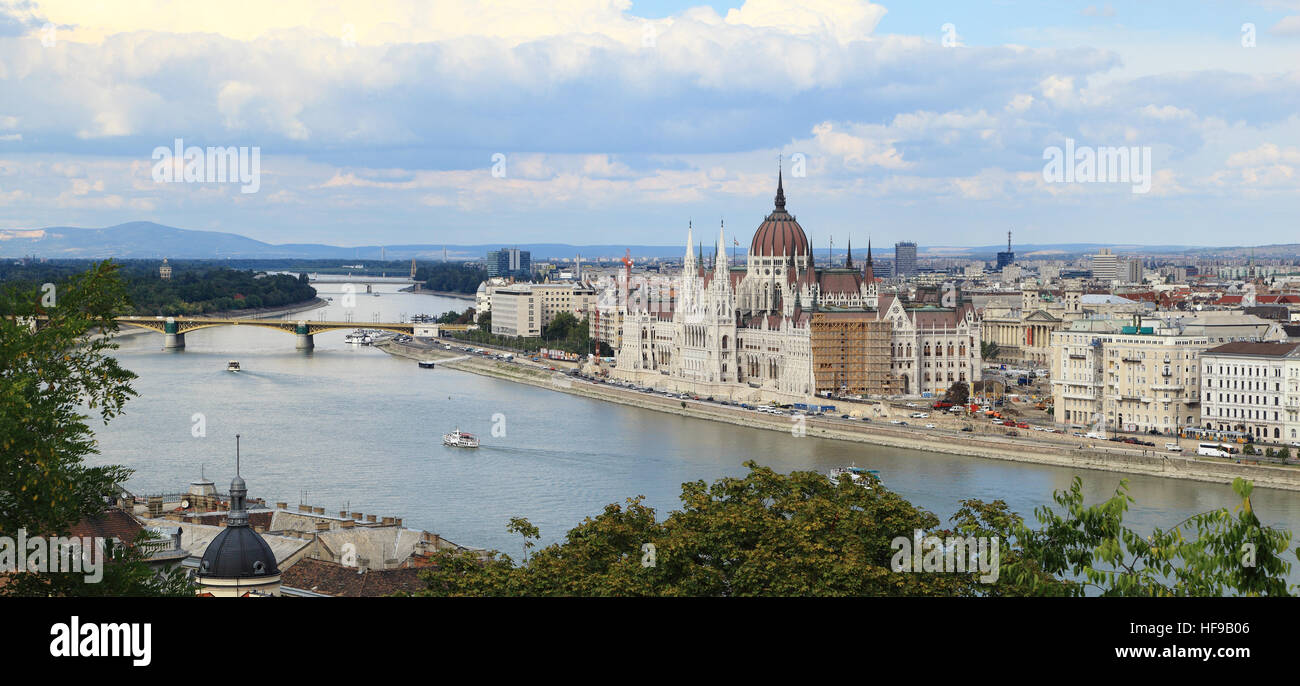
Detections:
412,465,1296,597
980,341,1000,361
0,260,316,316
423,263,487,294
951,477,1294,596
0,261,192,596
412,462,985,597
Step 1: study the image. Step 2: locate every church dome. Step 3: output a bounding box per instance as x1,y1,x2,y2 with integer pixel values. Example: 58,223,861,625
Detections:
749,171,809,258
199,525,279,579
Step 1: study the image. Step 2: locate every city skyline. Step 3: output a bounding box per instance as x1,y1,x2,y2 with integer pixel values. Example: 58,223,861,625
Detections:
1,1,1300,248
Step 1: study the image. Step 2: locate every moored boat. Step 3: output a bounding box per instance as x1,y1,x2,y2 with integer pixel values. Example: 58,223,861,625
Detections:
828,465,879,488
418,360,436,369
226,360,241,372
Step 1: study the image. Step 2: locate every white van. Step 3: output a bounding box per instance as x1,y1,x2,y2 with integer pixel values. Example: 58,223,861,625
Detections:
1197,443,1232,458
1085,431,1105,440
1165,442,1182,452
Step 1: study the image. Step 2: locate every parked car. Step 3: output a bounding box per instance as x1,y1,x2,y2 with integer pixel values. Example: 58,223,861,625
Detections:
961,426,974,432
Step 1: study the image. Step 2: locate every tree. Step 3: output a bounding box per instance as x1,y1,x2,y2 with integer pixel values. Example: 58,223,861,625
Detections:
953,477,1294,596
980,341,1000,361
411,465,1296,597
943,381,970,405
0,261,191,596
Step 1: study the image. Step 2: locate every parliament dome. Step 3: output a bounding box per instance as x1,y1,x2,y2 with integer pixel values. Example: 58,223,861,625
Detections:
749,171,809,258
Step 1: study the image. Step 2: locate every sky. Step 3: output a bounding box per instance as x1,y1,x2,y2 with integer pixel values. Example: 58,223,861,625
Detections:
1,0,1299,250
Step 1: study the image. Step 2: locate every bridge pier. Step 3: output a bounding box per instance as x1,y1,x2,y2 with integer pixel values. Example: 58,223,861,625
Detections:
163,318,185,349
295,321,314,350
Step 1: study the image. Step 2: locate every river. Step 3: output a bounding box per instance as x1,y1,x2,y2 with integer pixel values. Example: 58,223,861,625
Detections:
88,285,1300,580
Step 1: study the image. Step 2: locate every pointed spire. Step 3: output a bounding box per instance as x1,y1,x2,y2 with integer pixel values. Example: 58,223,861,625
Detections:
846,238,853,269
716,220,728,272
229,434,248,528
774,156,786,211
866,237,873,266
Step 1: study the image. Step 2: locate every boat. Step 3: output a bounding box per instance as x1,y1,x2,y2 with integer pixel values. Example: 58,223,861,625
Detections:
418,360,436,369
226,360,241,372
344,329,374,345
442,429,479,448
828,465,879,489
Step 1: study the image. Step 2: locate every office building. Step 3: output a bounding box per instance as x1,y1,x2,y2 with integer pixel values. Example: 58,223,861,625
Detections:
486,248,532,278
894,242,918,278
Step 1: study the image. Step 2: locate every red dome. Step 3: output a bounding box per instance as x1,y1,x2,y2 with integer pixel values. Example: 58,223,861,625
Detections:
749,172,809,257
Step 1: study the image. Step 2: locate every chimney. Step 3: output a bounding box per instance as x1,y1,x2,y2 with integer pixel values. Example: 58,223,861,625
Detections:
341,520,355,529
394,518,403,528
351,512,363,520
312,506,325,515
315,521,330,531
298,504,312,513
381,516,394,526
366,514,377,523
339,511,348,519
276,502,287,510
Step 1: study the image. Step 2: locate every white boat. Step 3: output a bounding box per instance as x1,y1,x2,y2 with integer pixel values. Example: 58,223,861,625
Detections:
226,360,241,372
442,429,479,448
344,329,373,345
828,465,879,489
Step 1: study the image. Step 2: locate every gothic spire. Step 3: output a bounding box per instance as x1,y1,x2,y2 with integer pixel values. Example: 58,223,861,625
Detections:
774,158,786,211
846,238,853,269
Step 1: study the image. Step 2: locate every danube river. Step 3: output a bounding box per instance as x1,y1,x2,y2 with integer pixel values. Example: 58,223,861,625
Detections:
90,286,1300,575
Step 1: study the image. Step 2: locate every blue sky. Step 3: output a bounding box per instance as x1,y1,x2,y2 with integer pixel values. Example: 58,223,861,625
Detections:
1,1,1299,250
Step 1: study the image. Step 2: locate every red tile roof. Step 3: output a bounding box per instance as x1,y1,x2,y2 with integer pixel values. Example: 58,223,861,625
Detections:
280,558,429,597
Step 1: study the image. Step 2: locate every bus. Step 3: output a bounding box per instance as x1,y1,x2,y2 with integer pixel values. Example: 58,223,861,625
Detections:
1197,443,1239,458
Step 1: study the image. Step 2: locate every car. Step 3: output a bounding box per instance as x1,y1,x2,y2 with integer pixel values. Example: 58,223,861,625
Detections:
961,426,974,432
924,423,936,429
840,414,851,419
890,419,904,425
905,402,919,408
1005,430,1020,436
861,417,872,422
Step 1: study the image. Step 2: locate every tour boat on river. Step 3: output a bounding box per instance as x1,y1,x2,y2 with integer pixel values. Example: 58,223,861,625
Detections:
442,429,479,448
226,360,241,372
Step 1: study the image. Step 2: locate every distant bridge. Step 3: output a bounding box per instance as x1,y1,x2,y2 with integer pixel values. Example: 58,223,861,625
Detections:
308,274,417,286
116,316,415,350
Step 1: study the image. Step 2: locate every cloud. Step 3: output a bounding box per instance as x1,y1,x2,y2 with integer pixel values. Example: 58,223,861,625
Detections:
1270,16,1300,35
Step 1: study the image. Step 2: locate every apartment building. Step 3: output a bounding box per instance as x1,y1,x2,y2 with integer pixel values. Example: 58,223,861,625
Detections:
489,283,597,338
1051,321,1206,434
1051,312,1279,433
1199,341,1300,443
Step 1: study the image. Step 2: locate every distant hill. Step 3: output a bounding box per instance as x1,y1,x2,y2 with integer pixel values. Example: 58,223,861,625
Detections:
1,220,1286,261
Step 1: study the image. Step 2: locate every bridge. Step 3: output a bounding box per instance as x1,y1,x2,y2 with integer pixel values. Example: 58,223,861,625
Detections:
116,316,415,350
308,274,417,286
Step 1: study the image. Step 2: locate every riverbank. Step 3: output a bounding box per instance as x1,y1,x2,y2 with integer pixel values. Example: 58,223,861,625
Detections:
400,285,474,301
378,339,1300,493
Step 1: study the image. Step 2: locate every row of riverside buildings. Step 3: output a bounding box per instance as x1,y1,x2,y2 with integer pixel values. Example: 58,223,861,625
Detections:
468,172,1300,445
